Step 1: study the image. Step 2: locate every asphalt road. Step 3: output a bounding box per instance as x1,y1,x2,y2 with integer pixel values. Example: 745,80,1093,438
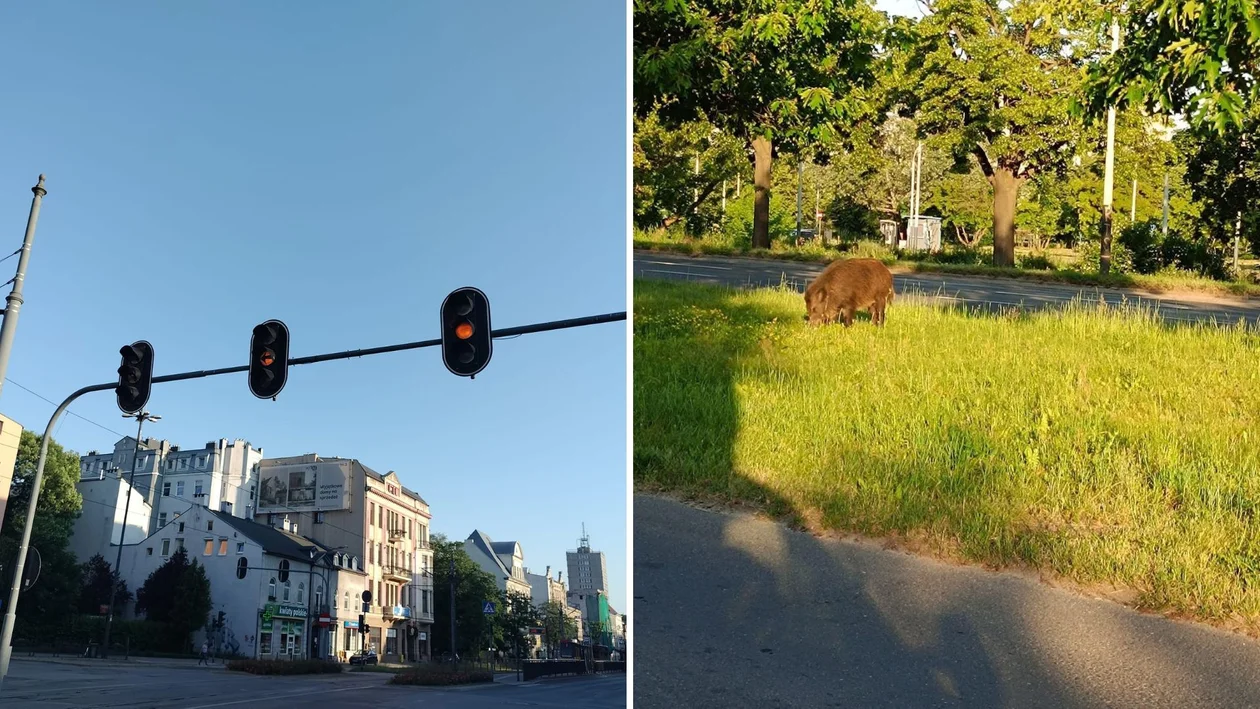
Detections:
635,494,1260,709
0,659,625,708
633,251,1260,327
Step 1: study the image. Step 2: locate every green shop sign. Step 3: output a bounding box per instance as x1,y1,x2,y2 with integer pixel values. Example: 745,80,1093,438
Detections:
262,602,307,624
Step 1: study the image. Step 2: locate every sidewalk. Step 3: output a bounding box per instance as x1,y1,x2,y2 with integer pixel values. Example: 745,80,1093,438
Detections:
10,652,225,671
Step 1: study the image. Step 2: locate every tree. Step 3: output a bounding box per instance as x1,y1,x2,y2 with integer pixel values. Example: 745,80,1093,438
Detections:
0,431,84,639
431,536,499,659
495,590,541,661
1082,0,1260,135
135,548,210,651
78,554,131,615
1178,107,1260,256
901,0,1100,266
540,600,578,658
635,0,882,248
634,113,745,234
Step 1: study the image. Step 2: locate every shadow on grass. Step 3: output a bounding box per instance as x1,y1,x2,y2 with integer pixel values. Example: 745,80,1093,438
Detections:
633,280,1260,708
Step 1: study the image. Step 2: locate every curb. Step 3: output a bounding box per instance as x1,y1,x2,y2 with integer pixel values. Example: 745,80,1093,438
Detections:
10,654,225,671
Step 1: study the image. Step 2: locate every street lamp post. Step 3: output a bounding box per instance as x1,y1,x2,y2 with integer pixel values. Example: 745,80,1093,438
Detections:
101,411,160,659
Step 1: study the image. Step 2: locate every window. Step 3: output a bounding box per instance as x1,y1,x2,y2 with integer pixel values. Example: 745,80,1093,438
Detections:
236,557,248,580
139,455,148,468
195,480,204,497
369,545,374,564
203,539,213,556
260,632,271,655
146,547,153,556
283,581,291,601
268,577,276,600
250,485,256,501
369,503,374,526
237,542,245,554
343,591,349,610
218,538,228,555
176,538,185,551
179,458,188,470
378,506,383,527
178,521,185,533
198,455,207,468
162,482,171,497
352,556,359,571
278,559,290,583
161,539,170,556
422,589,431,614
297,582,305,604
158,513,167,527
176,481,185,497
314,586,322,610
207,519,213,531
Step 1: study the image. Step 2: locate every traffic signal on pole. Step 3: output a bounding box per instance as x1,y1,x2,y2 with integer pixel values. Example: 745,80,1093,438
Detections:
440,287,492,378
248,320,289,399
116,340,154,415
359,614,366,634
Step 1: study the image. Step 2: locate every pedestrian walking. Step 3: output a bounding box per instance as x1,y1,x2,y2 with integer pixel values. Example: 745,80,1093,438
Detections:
198,641,209,666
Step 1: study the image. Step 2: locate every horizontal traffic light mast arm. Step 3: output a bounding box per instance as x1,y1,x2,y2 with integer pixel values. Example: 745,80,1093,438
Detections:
132,310,623,382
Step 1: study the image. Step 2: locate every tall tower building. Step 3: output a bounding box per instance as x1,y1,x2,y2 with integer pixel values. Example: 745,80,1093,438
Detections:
565,525,609,600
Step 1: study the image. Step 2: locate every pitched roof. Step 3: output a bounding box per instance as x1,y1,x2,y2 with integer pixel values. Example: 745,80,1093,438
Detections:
206,509,330,565
465,530,511,578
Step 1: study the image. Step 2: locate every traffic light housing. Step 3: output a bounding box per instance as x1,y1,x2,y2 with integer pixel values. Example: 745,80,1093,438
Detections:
249,320,289,399
440,287,492,378
116,340,154,415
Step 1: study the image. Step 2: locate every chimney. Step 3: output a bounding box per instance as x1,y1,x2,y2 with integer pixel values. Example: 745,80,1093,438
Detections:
545,565,551,580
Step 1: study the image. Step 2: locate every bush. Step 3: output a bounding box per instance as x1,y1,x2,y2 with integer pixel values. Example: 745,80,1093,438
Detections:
1161,232,1231,280
227,659,342,675
1018,254,1057,271
389,666,495,686
1118,219,1165,274
843,240,896,262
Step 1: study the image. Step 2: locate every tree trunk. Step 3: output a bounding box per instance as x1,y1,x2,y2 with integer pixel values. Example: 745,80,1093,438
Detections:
752,135,773,249
991,168,1023,267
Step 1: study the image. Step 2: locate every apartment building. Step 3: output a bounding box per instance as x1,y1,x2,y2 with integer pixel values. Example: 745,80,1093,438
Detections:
464,530,532,597
253,454,434,663
566,528,609,603
74,436,263,563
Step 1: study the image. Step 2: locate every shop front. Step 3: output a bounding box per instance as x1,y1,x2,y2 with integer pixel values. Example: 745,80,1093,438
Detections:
258,602,308,660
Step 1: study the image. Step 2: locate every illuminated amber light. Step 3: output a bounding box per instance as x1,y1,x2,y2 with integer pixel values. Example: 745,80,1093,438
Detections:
260,350,275,367
455,322,474,340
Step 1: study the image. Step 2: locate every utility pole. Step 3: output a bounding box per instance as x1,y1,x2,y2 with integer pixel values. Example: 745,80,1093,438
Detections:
1100,19,1121,274
1131,178,1138,222
1162,173,1170,237
1235,211,1243,276
449,556,456,670
101,410,159,658
0,175,47,402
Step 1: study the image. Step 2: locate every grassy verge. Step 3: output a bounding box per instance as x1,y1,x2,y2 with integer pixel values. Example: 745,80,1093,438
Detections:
633,237,1260,298
634,278,1260,631
389,665,495,686
226,659,342,675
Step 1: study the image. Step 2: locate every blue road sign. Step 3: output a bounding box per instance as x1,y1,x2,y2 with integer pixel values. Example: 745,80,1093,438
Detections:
483,601,495,615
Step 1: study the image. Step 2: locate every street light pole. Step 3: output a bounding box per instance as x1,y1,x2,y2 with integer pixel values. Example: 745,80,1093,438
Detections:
449,556,456,670
1100,19,1121,274
0,175,47,402
102,411,160,658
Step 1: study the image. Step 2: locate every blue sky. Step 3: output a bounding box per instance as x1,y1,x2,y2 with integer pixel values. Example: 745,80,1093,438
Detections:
0,2,627,609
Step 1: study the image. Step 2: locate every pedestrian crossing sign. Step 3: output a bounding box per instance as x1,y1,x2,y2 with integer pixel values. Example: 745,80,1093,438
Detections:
483,601,495,614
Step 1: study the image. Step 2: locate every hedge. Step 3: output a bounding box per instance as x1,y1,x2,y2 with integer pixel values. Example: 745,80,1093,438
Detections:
389,667,495,686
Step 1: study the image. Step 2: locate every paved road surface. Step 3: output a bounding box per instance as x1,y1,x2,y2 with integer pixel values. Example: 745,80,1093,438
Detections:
635,494,1260,709
0,659,625,708
634,251,1260,326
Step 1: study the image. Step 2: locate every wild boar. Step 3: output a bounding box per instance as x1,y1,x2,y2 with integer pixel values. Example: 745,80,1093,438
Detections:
804,258,895,327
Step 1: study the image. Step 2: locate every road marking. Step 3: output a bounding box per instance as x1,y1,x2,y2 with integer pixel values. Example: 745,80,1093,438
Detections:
183,683,381,708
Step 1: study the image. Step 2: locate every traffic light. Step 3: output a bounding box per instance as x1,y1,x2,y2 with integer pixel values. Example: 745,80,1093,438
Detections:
248,319,289,399
359,614,366,634
116,340,154,414
440,287,492,378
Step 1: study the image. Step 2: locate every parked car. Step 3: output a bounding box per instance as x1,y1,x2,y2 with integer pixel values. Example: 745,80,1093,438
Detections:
349,649,378,665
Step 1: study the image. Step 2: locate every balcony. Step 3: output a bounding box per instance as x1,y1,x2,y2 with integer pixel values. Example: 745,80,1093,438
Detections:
389,527,406,543
416,539,430,550
382,564,411,582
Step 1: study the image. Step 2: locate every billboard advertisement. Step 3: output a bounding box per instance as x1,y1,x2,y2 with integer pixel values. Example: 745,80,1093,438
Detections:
258,460,351,513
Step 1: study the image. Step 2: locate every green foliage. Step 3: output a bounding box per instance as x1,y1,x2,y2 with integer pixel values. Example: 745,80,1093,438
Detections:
1177,112,1260,254
634,0,882,153
1,431,84,639
1082,0,1260,133
539,600,578,656
389,666,494,686
227,659,342,675
431,536,500,656
634,112,744,233
1018,253,1057,271
494,590,541,656
134,548,211,652
827,194,880,241
77,554,131,614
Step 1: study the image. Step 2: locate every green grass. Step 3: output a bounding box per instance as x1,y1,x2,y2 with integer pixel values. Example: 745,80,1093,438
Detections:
633,235,1260,298
635,278,1260,630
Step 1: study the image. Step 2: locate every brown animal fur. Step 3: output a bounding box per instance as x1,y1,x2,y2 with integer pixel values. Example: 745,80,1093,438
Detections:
804,258,895,327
